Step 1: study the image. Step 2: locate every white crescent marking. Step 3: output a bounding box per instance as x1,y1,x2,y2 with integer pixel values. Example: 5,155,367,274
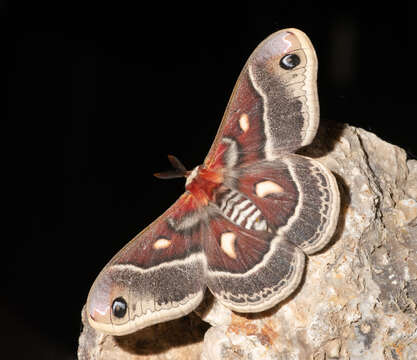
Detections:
220,232,237,259
239,113,250,132
153,238,172,249
255,180,284,198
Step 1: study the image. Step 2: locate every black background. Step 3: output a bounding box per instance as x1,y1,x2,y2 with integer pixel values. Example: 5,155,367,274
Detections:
4,1,415,358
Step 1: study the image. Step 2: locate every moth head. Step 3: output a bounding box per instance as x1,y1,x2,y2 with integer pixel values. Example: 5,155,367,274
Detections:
86,268,133,335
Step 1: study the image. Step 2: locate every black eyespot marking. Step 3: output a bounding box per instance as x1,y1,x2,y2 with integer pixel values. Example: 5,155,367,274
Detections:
112,297,127,318
279,54,301,70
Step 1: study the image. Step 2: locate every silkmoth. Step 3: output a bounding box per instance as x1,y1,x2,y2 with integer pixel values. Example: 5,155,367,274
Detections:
87,28,340,335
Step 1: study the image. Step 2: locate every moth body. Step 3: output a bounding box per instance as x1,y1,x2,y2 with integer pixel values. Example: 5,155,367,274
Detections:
185,165,223,205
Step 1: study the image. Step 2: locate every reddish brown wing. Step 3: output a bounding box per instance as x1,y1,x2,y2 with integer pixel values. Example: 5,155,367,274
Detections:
86,193,207,335
204,154,339,312
203,28,319,171
224,155,340,255
113,195,202,268
203,210,305,313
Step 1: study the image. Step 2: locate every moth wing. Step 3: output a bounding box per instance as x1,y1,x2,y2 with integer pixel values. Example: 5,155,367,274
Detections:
204,154,339,312
204,28,319,171
204,211,305,312
87,193,207,335
228,154,340,254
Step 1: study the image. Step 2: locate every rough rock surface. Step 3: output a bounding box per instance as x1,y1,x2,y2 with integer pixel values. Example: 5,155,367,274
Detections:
78,122,417,359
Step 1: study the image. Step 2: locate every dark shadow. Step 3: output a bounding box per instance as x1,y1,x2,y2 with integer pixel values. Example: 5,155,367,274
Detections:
193,291,216,319
299,118,346,159
114,311,210,355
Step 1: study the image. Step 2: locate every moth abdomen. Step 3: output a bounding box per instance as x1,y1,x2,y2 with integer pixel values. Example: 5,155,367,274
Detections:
215,188,268,231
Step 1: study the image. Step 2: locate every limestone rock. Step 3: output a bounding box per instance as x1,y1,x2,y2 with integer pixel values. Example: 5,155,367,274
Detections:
78,305,208,359
78,122,417,359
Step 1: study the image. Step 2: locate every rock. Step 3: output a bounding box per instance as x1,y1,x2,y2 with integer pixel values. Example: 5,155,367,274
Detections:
78,122,417,359
78,306,208,359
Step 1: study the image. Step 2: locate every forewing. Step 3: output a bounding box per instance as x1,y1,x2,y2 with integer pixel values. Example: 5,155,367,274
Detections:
204,28,319,170
86,193,207,335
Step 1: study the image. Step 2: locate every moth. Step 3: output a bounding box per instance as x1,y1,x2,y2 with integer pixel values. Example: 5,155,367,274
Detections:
87,28,340,336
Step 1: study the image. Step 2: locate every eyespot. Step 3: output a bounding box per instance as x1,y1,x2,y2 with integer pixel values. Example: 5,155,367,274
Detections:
279,54,300,70
112,297,127,318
